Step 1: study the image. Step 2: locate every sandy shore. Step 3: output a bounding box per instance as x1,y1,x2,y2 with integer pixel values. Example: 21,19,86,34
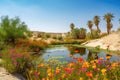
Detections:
0,59,25,80
83,31,120,51
0,67,26,80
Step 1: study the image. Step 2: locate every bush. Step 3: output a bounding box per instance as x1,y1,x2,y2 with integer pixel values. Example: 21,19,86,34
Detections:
1,46,32,74
0,16,29,44
15,38,48,53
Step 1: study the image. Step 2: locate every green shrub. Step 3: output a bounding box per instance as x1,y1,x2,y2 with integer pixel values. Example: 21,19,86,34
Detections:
0,16,29,44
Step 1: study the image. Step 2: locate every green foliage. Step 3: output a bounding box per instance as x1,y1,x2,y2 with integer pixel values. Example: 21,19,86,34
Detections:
58,36,63,40
45,33,51,39
52,36,57,39
71,28,86,39
0,16,29,44
86,32,92,40
86,30,100,39
38,32,45,38
92,29,100,39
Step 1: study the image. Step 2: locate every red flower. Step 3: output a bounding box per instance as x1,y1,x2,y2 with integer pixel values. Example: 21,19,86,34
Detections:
107,45,110,48
78,58,84,63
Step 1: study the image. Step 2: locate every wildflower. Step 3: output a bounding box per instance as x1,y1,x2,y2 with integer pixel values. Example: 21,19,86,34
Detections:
107,45,110,49
106,56,111,60
67,63,74,67
106,66,112,71
48,72,53,78
47,68,52,73
78,58,84,63
64,67,73,74
79,77,83,80
37,63,44,68
78,67,87,72
111,62,118,68
55,67,60,75
61,74,66,79
94,68,99,71
90,60,95,64
92,64,96,69
13,61,18,66
82,62,89,68
86,72,92,78
101,68,107,75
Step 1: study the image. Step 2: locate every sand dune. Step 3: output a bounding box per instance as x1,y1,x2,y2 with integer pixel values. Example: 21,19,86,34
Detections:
84,31,120,51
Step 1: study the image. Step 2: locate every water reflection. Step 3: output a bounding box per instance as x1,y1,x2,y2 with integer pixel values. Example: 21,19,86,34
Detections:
41,46,120,62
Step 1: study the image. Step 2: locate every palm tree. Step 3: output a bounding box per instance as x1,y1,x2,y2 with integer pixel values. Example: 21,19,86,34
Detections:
70,23,75,30
87,20,93,37
94,15,101,33
103,13,114,34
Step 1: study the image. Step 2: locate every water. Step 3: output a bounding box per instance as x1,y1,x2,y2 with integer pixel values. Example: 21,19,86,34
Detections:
41,45,120,63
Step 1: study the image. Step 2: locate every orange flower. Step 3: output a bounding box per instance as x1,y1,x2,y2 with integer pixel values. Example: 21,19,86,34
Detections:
86,72,92,77
48,72,53,78
67,63,74,67
37,63,44,68
55,67,60,74
106,56,111,60
111,62,118,67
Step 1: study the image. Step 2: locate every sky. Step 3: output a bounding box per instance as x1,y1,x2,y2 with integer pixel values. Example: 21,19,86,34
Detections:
0,0,120,33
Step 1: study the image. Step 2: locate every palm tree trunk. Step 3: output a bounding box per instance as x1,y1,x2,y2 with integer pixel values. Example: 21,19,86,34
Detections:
90,29,93,38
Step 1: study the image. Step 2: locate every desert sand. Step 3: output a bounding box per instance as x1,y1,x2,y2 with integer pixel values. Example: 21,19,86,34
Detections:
83,31,120,51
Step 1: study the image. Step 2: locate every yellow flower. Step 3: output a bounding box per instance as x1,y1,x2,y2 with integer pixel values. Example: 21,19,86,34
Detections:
82,62,89,68
61,74,66,79
47,68,52,73
90,60,95,64
92,64,96,69
101,68,107,75
79,77,83,80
